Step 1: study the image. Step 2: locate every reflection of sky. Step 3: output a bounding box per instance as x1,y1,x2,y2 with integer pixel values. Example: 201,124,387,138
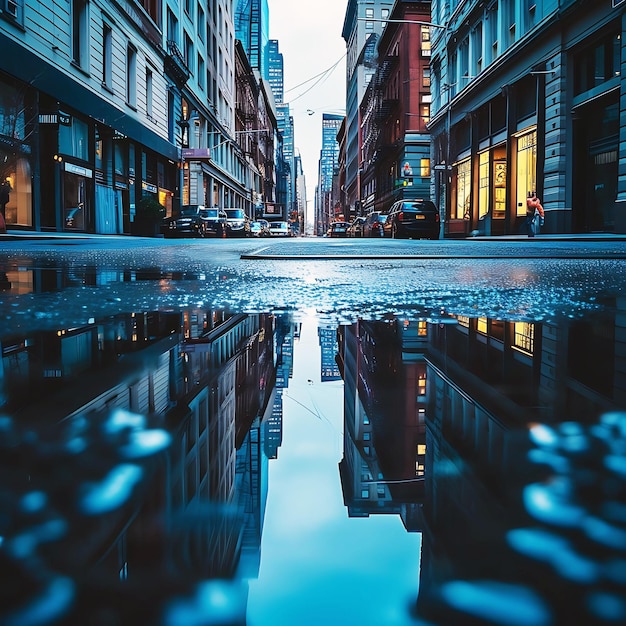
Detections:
247,316,421,626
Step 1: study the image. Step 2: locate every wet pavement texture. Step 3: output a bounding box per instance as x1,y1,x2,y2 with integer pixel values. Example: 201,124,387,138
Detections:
0,236,626,625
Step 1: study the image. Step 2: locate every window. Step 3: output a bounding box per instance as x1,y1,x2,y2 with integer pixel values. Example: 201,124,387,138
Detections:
167,9,178,45
488,2,498,60
516,130,537,216
126,45,137,107
472,23,483,76
573,32,621,95
197,54,205,89
102,24,112,89
197,4,205,41
139,0,159,24
478,151,489,219
146,68,153,118
459,37,469,80
3,0,23,23
417,372,426,396
185,32,193,72
381,8,389,19
72,0,88,67
454,157,471,219
513,322,534,354
422,27,431,57
365,7,374,18
420,158,430,177
114,139,126,176
59,117,89,161
423,67,430,87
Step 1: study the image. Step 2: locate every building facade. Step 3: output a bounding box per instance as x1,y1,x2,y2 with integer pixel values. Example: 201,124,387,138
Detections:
342,0,396,219
235,0,270,79
0,0,276,235
428,0,626,237
315,113,343,235
359,0,433,217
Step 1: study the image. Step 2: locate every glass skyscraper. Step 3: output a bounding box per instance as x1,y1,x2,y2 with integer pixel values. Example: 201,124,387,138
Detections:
235,0,270,79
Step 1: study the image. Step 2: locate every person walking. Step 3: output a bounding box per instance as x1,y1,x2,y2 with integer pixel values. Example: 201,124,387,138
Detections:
526,191,544,237
0,180,9,234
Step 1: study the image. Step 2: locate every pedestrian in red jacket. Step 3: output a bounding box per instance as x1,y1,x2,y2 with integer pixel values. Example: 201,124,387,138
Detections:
526,191,544,237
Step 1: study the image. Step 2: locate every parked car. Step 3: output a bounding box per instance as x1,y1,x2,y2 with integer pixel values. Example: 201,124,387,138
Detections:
223,208,251,237
362,211,388,238
383,199,440,239
249,220,270,237
328,221,351,237
268,221,290,236
198,207,227,237
347,216,367,237
162,205,206,238
258,219,271,234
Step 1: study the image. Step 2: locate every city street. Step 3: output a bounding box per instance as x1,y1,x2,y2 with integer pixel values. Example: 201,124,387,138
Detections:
1,234,626,334
1,234,626,626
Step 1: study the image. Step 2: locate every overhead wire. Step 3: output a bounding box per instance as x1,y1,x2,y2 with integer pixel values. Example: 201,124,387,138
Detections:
285,54,346,103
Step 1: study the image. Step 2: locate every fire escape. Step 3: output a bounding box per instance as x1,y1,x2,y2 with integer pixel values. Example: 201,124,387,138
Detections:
164,40,190,87
373,55,400,205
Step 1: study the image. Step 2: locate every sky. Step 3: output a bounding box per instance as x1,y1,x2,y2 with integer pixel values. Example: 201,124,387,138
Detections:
267,0,347,214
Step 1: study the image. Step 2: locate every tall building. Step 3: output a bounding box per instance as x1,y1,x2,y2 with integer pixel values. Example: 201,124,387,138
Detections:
358,1,433,218
0,0,267,234
235,0,271,80
315,113,343,235
268,39,299,231
294,150,308,234
267,39,284,103
428,0,626,236
342,0,396,219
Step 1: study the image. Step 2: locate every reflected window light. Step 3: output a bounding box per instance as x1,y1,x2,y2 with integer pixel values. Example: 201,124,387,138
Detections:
513,322,535,354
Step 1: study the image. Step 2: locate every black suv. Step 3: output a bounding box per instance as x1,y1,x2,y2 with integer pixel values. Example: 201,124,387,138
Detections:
383,199,440,239
197,207,227,237
162,205,205,238
162,205,226,238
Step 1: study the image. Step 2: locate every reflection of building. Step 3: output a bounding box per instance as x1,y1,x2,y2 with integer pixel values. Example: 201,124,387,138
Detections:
337,319,426,530
416,308,626,623
318,325,342,381
0,308,287,622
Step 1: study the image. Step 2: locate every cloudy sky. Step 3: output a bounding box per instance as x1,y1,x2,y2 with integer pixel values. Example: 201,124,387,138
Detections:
267,0,347,214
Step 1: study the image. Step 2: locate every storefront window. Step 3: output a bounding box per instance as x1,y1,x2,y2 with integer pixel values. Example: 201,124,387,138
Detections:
454,157,471,219
516,129,537,217
64,166,91,231
59,117,89,161
0,81,33,227
478,151,489,219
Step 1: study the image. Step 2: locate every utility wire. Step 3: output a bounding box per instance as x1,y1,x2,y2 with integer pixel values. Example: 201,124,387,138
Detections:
285,54,346,103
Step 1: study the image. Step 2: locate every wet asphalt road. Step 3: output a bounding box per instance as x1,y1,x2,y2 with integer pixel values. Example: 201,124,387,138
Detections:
0,234,625,336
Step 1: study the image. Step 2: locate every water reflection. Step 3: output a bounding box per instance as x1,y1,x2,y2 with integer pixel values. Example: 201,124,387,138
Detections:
1,306,625,624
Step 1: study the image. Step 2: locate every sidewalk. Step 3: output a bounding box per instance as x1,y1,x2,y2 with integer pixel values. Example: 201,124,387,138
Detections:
3,229,626,242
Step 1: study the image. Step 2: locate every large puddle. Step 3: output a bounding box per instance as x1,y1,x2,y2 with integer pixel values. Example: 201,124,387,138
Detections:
1,248,625,625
